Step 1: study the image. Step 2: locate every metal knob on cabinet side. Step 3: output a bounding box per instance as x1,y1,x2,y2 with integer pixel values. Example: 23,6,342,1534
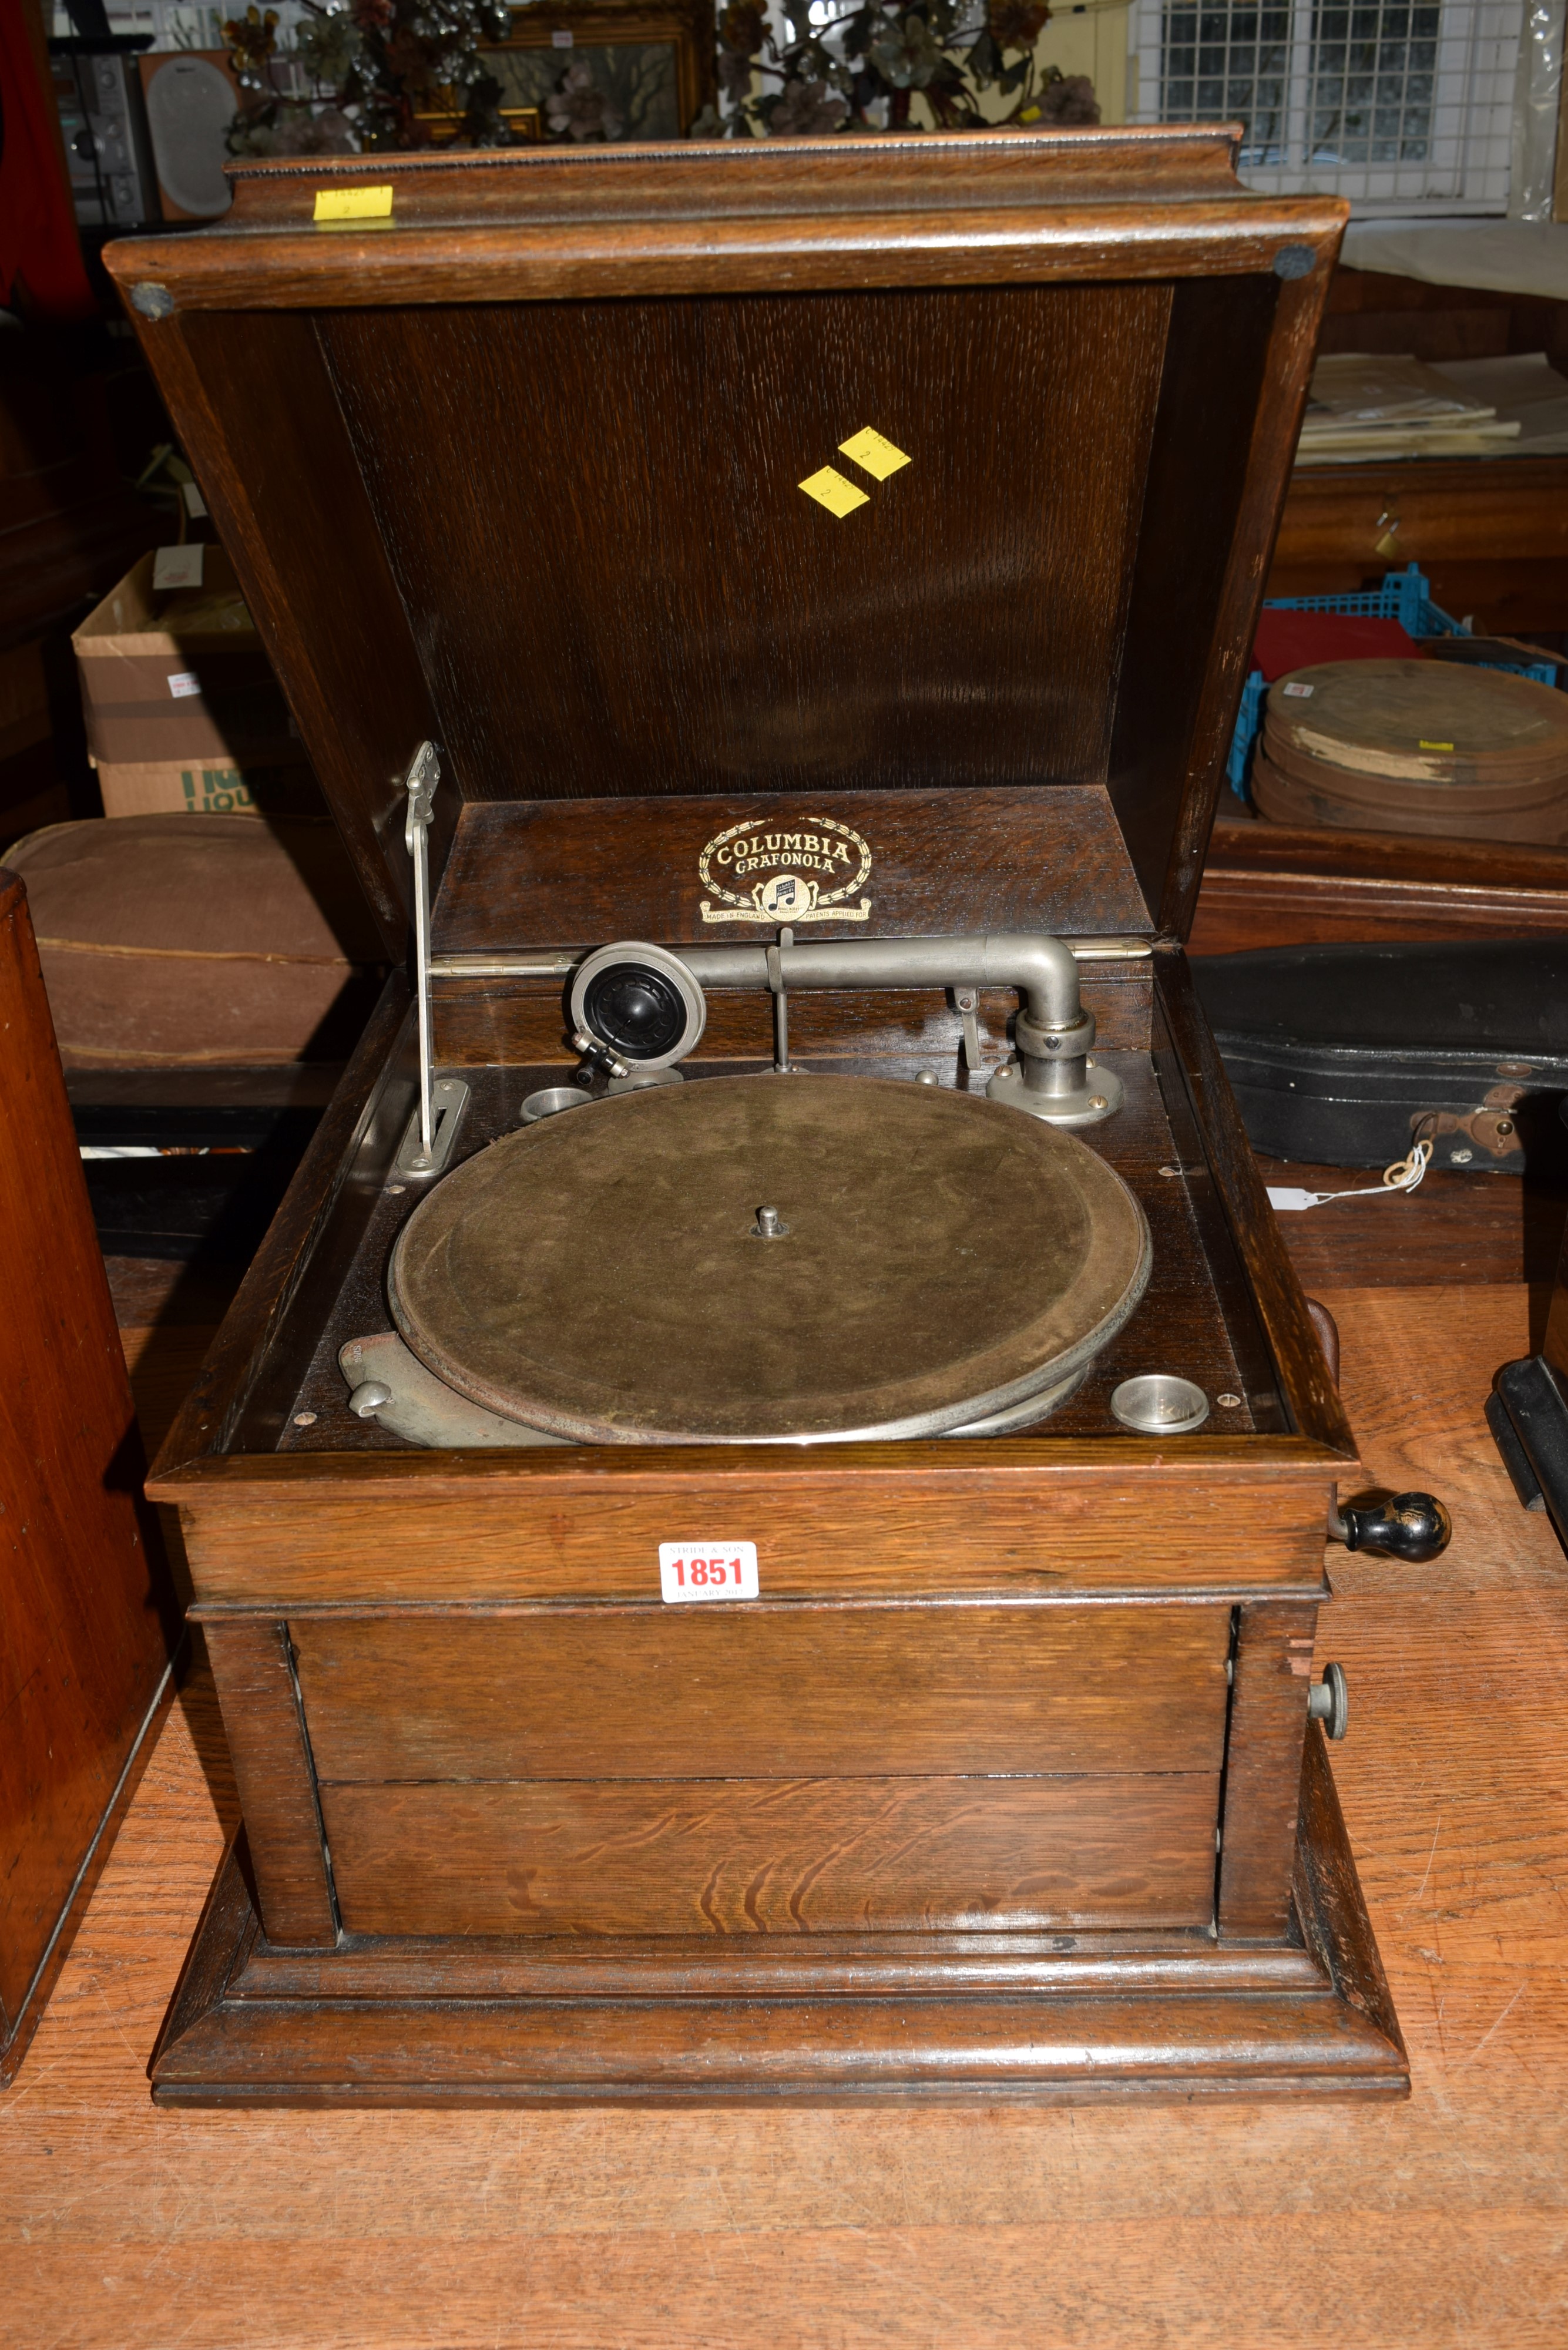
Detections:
1307,1662,1349,1741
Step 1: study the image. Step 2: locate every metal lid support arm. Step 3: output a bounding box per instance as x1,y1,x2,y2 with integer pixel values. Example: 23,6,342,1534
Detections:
395,740,470,1180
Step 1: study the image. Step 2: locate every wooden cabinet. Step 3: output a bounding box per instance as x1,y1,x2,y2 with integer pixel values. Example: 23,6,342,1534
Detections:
1268,264,1568,632
1191,821,1568,955
1271,455,1568,634
113,130,1416,2108
0,870,177,2087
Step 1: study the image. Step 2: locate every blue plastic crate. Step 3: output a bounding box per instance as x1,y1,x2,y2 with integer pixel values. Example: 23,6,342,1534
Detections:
1225,563,1558,798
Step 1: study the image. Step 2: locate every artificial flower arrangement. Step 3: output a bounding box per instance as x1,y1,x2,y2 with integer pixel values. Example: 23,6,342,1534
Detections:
221,1,516,154
219,0,1094,153
717,0,1096,137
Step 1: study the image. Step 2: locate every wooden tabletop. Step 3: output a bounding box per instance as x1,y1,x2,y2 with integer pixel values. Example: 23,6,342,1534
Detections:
5,1207,1566,2343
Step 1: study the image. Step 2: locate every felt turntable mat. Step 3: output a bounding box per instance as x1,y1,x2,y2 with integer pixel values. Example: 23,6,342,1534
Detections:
388,1072,1151,1445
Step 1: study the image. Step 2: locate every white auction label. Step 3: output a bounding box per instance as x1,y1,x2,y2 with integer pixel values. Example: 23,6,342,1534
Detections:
153,542,204,592
166,669,202,698
659,1542,759,1603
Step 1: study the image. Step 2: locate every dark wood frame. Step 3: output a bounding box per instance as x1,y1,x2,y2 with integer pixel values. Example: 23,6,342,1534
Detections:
0,872,179,2089
107,131,1409,2106
1191,820,1568,955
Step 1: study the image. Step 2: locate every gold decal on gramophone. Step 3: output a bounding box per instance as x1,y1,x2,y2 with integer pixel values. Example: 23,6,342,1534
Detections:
698,815,873,925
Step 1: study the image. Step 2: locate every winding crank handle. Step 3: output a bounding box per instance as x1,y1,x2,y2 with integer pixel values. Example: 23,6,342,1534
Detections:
1328,1491,1452,1561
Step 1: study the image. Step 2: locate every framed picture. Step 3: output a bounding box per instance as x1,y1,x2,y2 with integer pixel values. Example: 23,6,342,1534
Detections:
415,100,545,143
482,1,717,140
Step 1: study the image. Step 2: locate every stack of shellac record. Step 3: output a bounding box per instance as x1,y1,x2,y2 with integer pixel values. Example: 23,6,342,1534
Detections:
1253,659,1568,844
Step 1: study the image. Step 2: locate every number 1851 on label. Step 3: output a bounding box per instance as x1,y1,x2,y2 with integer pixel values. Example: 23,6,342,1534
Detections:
658,1542,759,1603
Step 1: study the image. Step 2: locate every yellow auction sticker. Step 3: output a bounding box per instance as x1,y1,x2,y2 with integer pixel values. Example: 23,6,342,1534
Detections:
798,466,869,518
313,186,394,222
838,427,911,481
1419,740,1455,750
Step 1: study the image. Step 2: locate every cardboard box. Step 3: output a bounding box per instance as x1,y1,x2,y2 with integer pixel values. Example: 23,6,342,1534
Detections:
94,758,322,820
73,549,298,768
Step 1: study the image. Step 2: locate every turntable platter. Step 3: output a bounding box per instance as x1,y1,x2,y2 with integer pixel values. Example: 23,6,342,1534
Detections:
388,1073,1150,1444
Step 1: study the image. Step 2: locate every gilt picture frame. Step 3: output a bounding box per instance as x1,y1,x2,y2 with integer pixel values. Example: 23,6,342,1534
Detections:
484,0,718,140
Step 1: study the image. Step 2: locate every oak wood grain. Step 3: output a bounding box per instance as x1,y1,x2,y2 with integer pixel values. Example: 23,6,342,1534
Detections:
144,1686,1402,2093
106,132,1341,946
431,790,1152,946
202,1622,336,1949
234,1925,1322,2003
0,872,176,2079
1274,455,1568,576
5,1285,1564,2342
150,1967,1400,2101
1293,1718,1406,2067
106,131,1348,314
291,1605,1231,1784
1192,821,1568,955
320,288,1170,810
221,126,1314,226
177,1472,1334,1607
321,1772,1223,1939
1107,269,1334,937
1217,1600,1318,1938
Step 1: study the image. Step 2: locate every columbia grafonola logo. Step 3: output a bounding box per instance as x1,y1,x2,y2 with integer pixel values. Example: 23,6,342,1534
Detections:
698,815,874,925
798,427,912,518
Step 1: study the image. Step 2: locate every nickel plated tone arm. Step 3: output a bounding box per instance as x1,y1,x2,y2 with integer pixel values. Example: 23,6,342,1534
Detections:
430,932,1153,1126
680,935,1115,1121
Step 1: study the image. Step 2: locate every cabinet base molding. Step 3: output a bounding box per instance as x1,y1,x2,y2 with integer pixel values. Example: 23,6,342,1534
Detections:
151,1730,1408,2109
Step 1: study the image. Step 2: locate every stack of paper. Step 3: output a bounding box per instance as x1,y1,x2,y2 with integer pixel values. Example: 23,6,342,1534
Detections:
1426,352,1568,456
1295,352,1522,465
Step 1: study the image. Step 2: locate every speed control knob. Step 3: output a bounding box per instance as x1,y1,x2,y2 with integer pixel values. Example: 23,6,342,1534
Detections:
1307,1663,1349,1741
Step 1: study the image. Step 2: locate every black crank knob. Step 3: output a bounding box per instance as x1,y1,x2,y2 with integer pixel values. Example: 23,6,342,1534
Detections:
1332,1491,1452,1562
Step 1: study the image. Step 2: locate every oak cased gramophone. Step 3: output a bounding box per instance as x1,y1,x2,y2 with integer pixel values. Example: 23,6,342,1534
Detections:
110,128,1445,2105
